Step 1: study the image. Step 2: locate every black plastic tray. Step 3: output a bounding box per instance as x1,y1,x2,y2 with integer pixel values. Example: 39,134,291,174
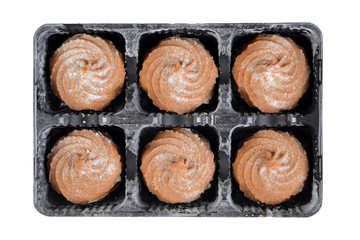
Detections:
33,23,323,217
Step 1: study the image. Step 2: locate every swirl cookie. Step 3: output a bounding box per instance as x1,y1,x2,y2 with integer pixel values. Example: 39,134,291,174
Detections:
233,130,308,205
139,37,218,114
232,34,310,113
48,129,122,204
140,128,215,203
50,34,126,111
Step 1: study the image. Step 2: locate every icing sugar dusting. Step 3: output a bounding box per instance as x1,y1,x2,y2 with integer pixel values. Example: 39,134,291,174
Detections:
51,34,125,110
234,34,309,113
140,37,218,114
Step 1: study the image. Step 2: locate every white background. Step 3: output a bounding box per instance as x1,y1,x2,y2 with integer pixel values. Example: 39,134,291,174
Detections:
1,0,358,239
